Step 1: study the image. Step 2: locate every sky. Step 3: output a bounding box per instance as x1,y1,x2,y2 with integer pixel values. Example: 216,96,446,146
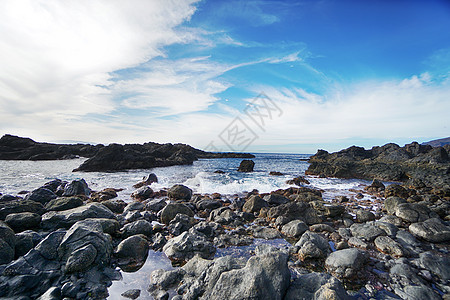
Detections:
0,0,449,153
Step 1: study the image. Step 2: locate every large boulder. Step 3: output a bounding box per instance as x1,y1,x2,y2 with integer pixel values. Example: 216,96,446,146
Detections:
160,203,194,225
62,179,90,197
15,230,42,258
237,159,255,172
418,251,450,281
264,194,290,206
384,197,406,215
395,203,437,223
295,231,330,260
168,184,192,200
5,212,41,232
163,231,215,263
374,236,404,257
267,202,320,225
133,173,158,188
350,222,386,242
242,195,268,214
0,200,45,220
114,234,149,272
44,197,83,212
24,188,57,205
281,220,308,238
325,248,368,280
409,217,450,243
41,203,115,229
285,272,350,300
0,221,16,264
121,219,153,239
131,186,154,201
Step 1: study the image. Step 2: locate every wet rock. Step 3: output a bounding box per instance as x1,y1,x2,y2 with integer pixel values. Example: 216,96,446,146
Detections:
356,210,376,222
41,202,116,229
270,171,284,176
395,203,437,223
296,231,330,260
145,198,167,212
267,202,320,225
121,219,153,238
168,184,192,200
281,220,308,238
121,289,141,299
160,203,194,225
374,236,404,257
285,272,349,300
325,248,368,280
252,226,282,239
384,197,407,215
5,212,41,232
44,196,83,212
62,179,90,197
409,217,450,243
37,286,61,300
242,195,268,214
350,222,386,242
24,188,57,205
114,234,149,272
163,231,215,262
385,184,409,199
264,193,290,206
286,176,310,186
0,200,45,220
101,199,127,214
209,207,237,224
131,186,154,201
133,173,158,188
124,201,145,213
237,159,255,172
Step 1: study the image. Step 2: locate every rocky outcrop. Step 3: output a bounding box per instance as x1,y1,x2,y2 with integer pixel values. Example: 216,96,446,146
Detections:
237,159,255,172
306,142,450,188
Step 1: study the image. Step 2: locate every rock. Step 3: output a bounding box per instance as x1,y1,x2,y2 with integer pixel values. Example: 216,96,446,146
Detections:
364,179,385,192
252,227,282,239
394,285,441,300
121,219,153,238
24,187,57,205
296,231,330,260
41,202,115,229
145,198,167,212
356,210,376,222
325,248,368,280
348,237,368,249
37,287,61,300
0,220,16,249
286,176,310,186
65,243,97,273
418,251,450,281
131,186,154,200
309,223,335,233
62,179,90,196
195,197,222,211
374,236,404,257
0,238,15,265
5,212,41,232
44,197,83,211
0,200,45,220
90,188,120,202
114,234,149,272
384,197,407,215
35,231,66,260
379,215,403,226
160,203,194,225
281,220,308,238
204,246,290,300
350,222,386,242
102,199,127,214
242,195,268,213
264,194,290,206
58,220,113,272
267,202,320,225
168,184,192,200
409,217,450,243
284,272,349,300
163,231,215,262
121,289,141,299
323,204,346,218
237,159,255,172
15,230,42,258
374,221,399,237
385,184,409,199
133,173,158,188
269,171,284,176
395,203,437,223
168,214,195,236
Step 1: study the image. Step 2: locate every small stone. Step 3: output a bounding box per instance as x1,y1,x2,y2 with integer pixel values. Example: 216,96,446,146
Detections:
121,289,141,299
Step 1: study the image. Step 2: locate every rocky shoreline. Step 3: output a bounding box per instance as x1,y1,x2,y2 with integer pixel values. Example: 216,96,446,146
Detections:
0,167,449,299
0,135,254,172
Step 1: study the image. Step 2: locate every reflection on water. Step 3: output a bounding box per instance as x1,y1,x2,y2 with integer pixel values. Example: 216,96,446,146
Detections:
107,250,173,300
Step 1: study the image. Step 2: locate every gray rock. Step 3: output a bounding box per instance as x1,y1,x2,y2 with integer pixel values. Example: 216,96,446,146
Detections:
121,219,153,238
418,251,450,281
65,243,97,273
374,221,399,237
356,210,376,222
163,231,215,262
15,230,41,258
374,236,404,257
384,197,406,215
348,237,368,249
150,268,186,291
209,207,237,225
323,204,346,218
82,218,120,236
350,222,386,241
195,198,222,211
409,217,450,243
281,220,308,238
394,285,441,300
115,234,149,272
0,238,15,265
379,215,403,227
214,233,253,247
252,226,282,239
395,203,437,223
168,213,195,236
62,179,90,196
0,220,17,248
145,198,167,212
44,196,83,212
41,202,115,229
325,248,368,280
160,203,194,225
0,200,45,220
242,195,268,214
203,246,290,300
296,231,330,259
124,201,145,212
264,194,290,206
101,199,127,214
5,212,41,232
267,202,320,225
24,188,57,205
133,173,158,188
35,230,66,260
310,223,335,233
131,186,154,200
285,272,350,300
168,184,192,200
121,289,141,299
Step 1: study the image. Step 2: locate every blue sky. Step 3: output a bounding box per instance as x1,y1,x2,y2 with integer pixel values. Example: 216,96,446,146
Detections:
0,0,449,153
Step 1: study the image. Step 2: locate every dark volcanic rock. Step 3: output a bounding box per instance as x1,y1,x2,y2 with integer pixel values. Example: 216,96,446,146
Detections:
237,159,255,172
5,212,41,232
168,184,192,200
306,142,450,188
0,200,45,220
